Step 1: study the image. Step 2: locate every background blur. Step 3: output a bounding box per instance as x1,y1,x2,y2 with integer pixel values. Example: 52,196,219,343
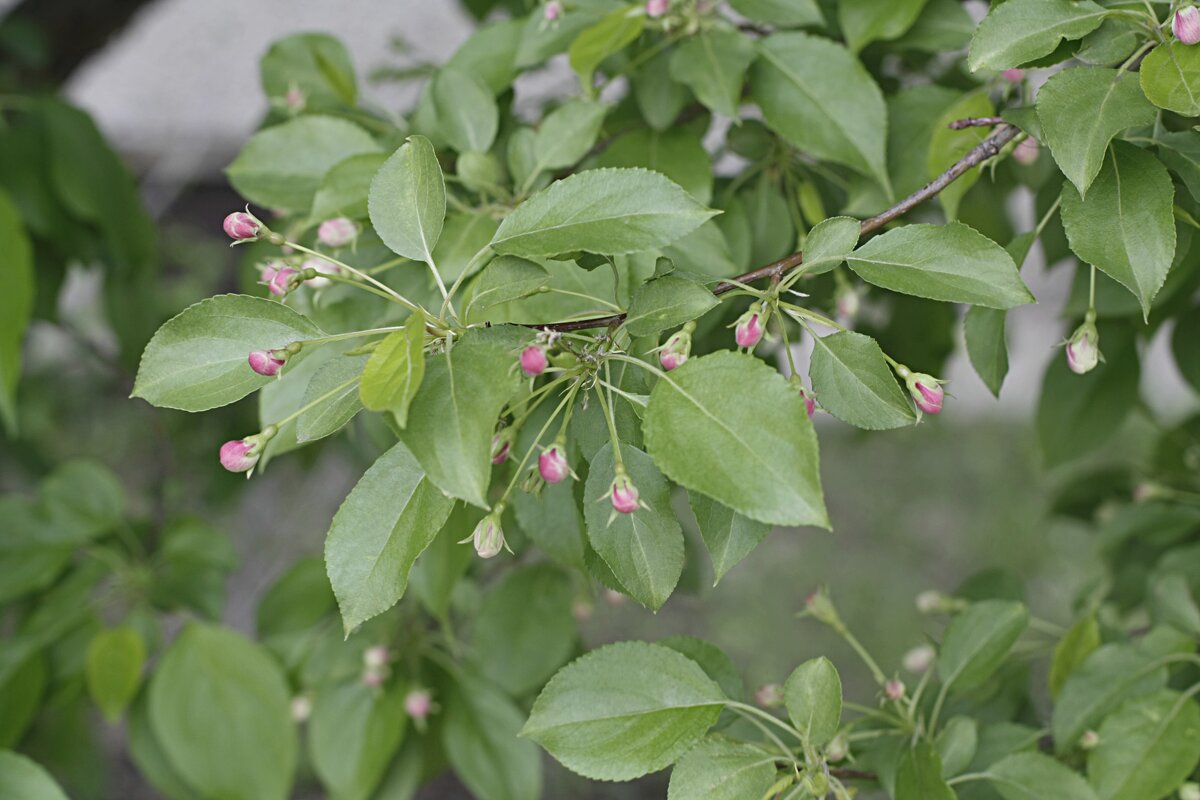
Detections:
1,1,1195,797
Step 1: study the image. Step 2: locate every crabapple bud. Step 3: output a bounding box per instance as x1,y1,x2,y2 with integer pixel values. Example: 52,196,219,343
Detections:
544,0,563,20
317,217,358,248
916,590,946,614
404,689,432,720
290,695,312,723
491,429,514,465
302,257,340,288
285,86,306,112
1013,137,1039,165
572,599,594,622
903,644,936,673
755,684,784,708
826,733,850,763
659,323,693,371
1080,730,1101,750
734,303,765,349
835,285,860,323
610,472,640,514
901,369,944,415
1002,68,1025,82
520,344,548,377
799,385,816,418
265,265,300,296
469,509,507,558
885,680,905,701
804,587,841,627
248,349,286,377
1176,6,1200,45
219,439,259,473
604,588,626,606
539,443,571,484
646,0,669,17
363,645,389,671
1066,319,1101,375
223,211,261,242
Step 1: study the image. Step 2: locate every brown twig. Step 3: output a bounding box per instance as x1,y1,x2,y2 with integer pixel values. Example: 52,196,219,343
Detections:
535,124,1020,333
948,115,1006,130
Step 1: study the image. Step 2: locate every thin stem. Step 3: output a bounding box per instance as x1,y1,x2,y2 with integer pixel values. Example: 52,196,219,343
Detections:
444,245,496,320
946,772,990,787
594,365,623,467
726,702,807,743
1088,266,1097,311
839,627,888,687
287,242,425,316
321,272,412,306
542,287,623,311
426,254,452,307
500,384,578,501
269,375,359,429
731,708,803,772
300,326,404,346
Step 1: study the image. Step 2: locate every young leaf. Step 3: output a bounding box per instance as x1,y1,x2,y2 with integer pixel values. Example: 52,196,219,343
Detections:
359,313,426,426
523,641,727,780
1060,142,1177,317
0,191,32,436
296,354,367,443
583,443,684,611
395,329,521,508
226,116,381,213
260,33,357,108
895,743,955,800
809,331,916,430
643,351,829,528
839,0,928,54
984,752,1097,800
527,99,607,180
846,223,1034,309
368,135,447,264
967,0,1107,72
802,216,861,275
0,751,69,800
783,657,842,747
310,152,388,222
430,68,499,153
85,626,145,722
490,168,717,258
1088,690,1200,800
964,306,1009,398
624,275,718,337
568,7,645,90
444,678,544,800
668,28,758,118
752,32,891,194
666,737,777,800
1048,614,1100,699
936,717,978,778
309,681,407,800
1139,41,1200,117
1052,644,1166,752
688,492,770,585
1035,68,1156,197
325,442,456,633
728,0,822,27
937,600,1028,694
594,127,714,204
132,295,324,412
148,623,297,800
465,256,551,317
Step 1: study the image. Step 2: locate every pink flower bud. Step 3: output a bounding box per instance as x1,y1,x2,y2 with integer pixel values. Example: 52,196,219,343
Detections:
248,349,286,377
916,590,944,614
224,211,261,242
363,645,390,670
1002,68,1025,83
263,265,300,296
659,324,693,371
404,689,433,720
285,85,305,112
520,344,548,377
885,680,905,701
1079,730,1101,750
491,429,513,465
219,439,260,473
290,695,312,723
1066,319,1100,375
826,733,850,763
902,370,944,415
804,587,841,626
1013,137,1039,166
609,472,640,514
1176,6,1200,45
544,0,563,20
539,443,571,484
734,303,765,349
317,217,358,248
603,588,625,606
302,257,340,288
902,644,935,673
468,510,507,558
755,684,784,708
799,385,816,418
835,286,860,324
572,599,594,621
362,669,386,688
646,0,669,17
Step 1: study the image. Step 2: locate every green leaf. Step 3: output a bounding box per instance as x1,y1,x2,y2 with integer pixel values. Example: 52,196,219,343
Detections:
594,127,714,205
1036,68,1156,197
38,459,125,542
368,135,447,264
0,751,69,800
84,626,145,722
968,0,1107,72
1053,644,1166,753
432,211,500,283
752,32,891,194
325,441,456,633
260,33,357,108
0,649,45,749
444,677,543,800
472,564,576,696
465,256,551,317
148,623,296,800
928,90,995,221
783,657,842,747
984,752,1097,800
132,294,324,412
964,306,1009,397
659,636,745,703
1088,690,1200,800
1140,41,1200,117
296,354,367,443
634,48,691,131
894,0,974,53
446,19,523,94
309,680,407,800
937,600,1029,693
1049,614,1101,699
896,742,955,800
839,0,929,54
669,28,758,118
846,222,1034,309
310,152,387,221
936,716,978,778
1156,132,1200,203
526,99,608,183
430,68,498,153
0,191,33,435
809,330,917,430
1060,142,1176,317
728,0,822,27
688,492,770,585
801,216,861,275
624,275,718,337
1174,303,1200,393
491,168,717,258
1149,573,1200,638
396,329,520,508
583,442,684,610
569,7,645,89
226,116,380,213
359,313,426,426
523,641,727,780
644,351,828,528
667,737,777,800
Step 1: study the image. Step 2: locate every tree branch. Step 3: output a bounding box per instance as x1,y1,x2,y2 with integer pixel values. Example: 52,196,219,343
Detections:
948,116,1006,130
536,124,1020,333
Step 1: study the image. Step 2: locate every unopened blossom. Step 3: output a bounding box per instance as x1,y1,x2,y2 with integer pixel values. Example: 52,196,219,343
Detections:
903,644,936,673
404,689,433,720
825,733,849,763
285,85,306,112
646,0,669,17
223,211,261,242
899,367,944,415
1080,730,1101,750
491,429,514,465
1066,318,1100,375
248,349,286,377
1179,782,1200,800
804,587,841,627
544,0,563,20
317,217,358,248
1176,6,1200,45
734,303,765,349
290,695,313,723
467,508,507,558
885,680,905,701
755,684,784,708
659,323,693,371
572,599,594,622
219,439,260,473
1002,68,1025,82
1013,137,1039,165
916,590,946,614
520,344,548,377
363,645,389,671
302,257,340,288
539,443,571,484
262,264,300,296
799,385,816,418
835,285,860,324
609,471,640,514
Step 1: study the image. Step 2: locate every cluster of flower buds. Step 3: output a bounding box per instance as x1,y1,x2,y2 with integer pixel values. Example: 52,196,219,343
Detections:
645,0,669,17
219,425,277,474
894,364,946,416
464,505,508,558
318,217,358,249
609,468,642,515
361,645,391,687
902,643,936,673
754,683,784,708
734,302,766,349
1065,315,1101,375
658,321,694,371
404,688,434,730
1176,5,1200,45
539,440,572,484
